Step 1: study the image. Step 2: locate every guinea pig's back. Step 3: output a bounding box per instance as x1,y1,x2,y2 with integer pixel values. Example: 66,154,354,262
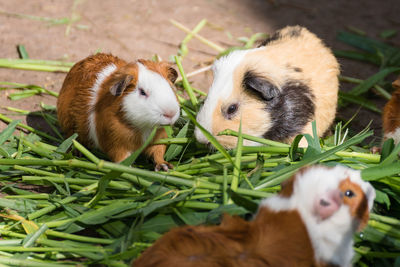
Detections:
57,53,126,144
258,26,339,137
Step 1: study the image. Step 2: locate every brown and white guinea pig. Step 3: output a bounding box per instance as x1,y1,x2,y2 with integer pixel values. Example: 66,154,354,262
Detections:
195,26,339,148
57,53,180,171
132,165,375,267
383,76,400,144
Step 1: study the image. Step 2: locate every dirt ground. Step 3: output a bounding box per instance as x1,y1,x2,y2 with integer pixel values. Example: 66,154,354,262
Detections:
1,0,400,143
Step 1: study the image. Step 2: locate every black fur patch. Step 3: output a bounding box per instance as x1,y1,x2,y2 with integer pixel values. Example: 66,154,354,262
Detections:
287,26,302,38
293,67,302,72
286,64,303,73
262,80,315,141
259,26,302,47
259,32,281,47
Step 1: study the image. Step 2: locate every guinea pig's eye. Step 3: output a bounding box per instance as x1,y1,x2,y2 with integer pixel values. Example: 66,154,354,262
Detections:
227,103,238,115
139,88,147,97
344,190,355,198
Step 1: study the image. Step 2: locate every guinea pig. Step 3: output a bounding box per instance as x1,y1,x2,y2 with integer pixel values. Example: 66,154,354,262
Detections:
132,165,375,267
195,26,339,148
383,76,400,145
57,53,180,171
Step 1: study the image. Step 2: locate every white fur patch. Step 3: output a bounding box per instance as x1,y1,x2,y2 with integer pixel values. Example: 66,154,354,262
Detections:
260,165,375,266
195,49,250,144
88,63,117,148
385,127,400,145
122,63,180,144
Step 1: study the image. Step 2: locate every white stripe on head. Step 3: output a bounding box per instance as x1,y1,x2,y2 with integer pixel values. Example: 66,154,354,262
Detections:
88,63,117,148
195,49,251,143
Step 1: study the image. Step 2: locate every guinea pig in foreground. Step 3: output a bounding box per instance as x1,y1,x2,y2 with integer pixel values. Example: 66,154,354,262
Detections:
195,26,339,148
57,53,180,171
133,165,375,267
383,76,400,145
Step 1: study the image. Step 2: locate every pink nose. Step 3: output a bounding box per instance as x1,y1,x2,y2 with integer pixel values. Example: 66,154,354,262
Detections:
314,189,342,220
163,111,176,119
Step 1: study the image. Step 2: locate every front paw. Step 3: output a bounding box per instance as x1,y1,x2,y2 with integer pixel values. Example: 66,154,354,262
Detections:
155,162,174,172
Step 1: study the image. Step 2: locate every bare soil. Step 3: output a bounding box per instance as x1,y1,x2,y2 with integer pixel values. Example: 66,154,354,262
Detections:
1,0,399,143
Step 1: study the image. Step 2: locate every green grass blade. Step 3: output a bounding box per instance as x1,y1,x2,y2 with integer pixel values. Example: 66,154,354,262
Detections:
175,56,198,108
349,67,400,96
182,105,233,165
17,44,29,59
255,130,373,189
0,119,20,145
230,119,243,194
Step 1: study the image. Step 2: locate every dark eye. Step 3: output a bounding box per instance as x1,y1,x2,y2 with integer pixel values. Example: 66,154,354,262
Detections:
139,88,147,97
227,103,238,115
344,190,355,198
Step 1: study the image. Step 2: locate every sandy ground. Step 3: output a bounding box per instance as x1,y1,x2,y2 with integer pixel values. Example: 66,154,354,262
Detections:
1,0,399,142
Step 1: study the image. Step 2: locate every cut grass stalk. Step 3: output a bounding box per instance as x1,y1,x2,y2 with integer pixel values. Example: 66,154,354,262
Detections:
22,176,131,190
45,229,115,245
230,120,243,194
175,56,198,108
218,129,290,147
170,19,224,52
0,59,70,72
73,139,100,164
176,65,212,87
0,256,75,267
179,19,208,57
5,194,50,200
14,165,64,178
0,247,108,252
370,213,400,226
153,137,190,145
0,82,59,97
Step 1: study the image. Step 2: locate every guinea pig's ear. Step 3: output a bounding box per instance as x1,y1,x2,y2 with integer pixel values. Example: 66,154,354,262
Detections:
243,70,280,101
109,74,133,96
160,62,178,84
279,176,296,198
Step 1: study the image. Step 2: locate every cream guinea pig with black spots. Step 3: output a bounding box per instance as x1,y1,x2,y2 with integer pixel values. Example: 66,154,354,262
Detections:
57,53,180,171
195,26,339,148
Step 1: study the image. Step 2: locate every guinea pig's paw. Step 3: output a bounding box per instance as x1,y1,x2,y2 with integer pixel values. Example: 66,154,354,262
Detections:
155,162,174,172
370,146,381,154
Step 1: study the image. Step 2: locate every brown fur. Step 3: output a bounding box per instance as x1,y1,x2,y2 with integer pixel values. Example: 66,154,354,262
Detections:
339,178,369,231
57,53,175,166
210,26,339,148
279,166,312,197
383,77,400,135
133,208,318,267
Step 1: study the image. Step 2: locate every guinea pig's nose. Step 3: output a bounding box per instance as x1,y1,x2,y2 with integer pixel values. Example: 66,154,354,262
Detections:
163,110,176,120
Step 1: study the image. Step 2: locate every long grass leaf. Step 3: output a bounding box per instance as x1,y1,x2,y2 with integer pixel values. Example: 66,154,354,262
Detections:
255,130,373,189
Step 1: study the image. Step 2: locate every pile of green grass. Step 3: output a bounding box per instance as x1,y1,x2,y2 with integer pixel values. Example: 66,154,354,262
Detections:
0,21,400,266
